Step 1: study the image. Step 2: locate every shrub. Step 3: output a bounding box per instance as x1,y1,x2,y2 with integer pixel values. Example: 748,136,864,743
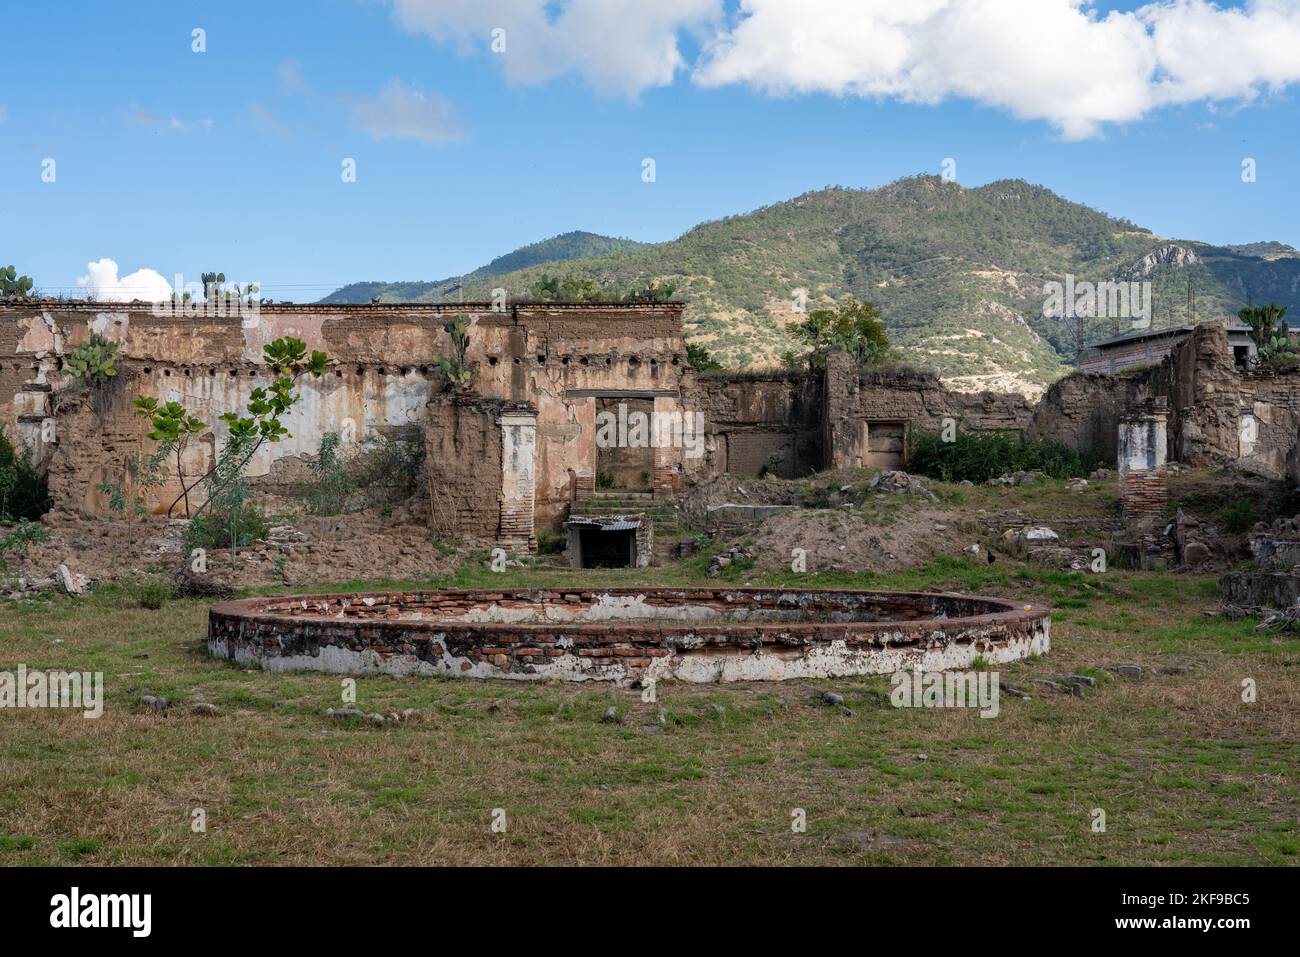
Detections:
135,578,174,610
1220,499,1255,534
908,429,1087,482
308,432,358,515
536,529,566,555
185,503,270,552
0,428,50,521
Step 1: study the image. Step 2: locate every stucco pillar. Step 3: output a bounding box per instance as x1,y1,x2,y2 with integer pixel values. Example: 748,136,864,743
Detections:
498,408,538,552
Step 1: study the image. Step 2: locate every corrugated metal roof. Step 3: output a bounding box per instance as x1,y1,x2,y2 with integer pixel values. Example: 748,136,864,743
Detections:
565,517,642,531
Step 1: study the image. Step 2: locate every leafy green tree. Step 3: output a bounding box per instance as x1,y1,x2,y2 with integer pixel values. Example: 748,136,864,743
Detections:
788,297,892,371
139,337,327,524
685,342,724,372
1,265,34,299
132,398,207,517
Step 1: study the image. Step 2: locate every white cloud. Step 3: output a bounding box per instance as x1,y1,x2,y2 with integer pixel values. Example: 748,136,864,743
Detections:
349,78,463,143
390,0,722,97
278,59,308,95
77,259,174,303
388,0,1300,137
252,103,289,137
694,0,1300,139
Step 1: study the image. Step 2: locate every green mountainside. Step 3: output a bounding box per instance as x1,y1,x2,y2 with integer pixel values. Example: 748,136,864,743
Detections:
320,177,1300,396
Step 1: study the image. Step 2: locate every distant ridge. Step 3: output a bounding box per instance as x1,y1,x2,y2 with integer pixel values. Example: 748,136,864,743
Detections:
318,231,647,304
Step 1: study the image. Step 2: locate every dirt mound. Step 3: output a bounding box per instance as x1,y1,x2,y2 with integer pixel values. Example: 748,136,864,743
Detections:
748,505,972,575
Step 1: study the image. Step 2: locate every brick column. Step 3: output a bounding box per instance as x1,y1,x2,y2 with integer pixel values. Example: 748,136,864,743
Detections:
1118,404,1168,524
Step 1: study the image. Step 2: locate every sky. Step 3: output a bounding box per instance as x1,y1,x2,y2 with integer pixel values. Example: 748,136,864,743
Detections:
3,0,1300,301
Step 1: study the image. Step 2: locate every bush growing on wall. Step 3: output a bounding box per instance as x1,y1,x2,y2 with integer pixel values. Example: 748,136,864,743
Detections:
907,429,1088,482
0,428,50,521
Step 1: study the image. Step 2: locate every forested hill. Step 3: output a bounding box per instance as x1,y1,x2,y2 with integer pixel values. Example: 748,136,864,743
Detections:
322,177,1300,397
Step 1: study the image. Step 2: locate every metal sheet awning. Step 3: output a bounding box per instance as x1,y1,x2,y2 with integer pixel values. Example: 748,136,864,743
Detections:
565,517,642,531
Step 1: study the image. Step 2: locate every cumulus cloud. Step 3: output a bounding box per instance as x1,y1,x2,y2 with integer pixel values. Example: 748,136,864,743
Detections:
390,0,722,97
388,0,1300,137
696,0,1300,139
349,78,463,143
77,259,174,303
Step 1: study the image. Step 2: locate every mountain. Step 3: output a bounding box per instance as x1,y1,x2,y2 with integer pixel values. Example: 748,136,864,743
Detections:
318,231,647,304
321,178,1300,397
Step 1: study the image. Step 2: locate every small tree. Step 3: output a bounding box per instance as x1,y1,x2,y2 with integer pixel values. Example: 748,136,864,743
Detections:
308,432,358,515
1240,303,1293,365
685,342,724,372
132,398,206,517
788,297,892,372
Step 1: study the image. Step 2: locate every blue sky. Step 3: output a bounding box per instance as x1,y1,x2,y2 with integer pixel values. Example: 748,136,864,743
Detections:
3,0,1299,300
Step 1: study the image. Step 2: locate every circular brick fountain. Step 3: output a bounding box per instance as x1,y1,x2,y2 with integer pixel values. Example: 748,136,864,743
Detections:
209,588,1050,684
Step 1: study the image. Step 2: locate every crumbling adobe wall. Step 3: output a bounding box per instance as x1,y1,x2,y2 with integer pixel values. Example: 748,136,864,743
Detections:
423,395,506,542
470,303,692,525
1029,365,1167,460
2,301,690,527
823,352,1035,469
682,372,823,479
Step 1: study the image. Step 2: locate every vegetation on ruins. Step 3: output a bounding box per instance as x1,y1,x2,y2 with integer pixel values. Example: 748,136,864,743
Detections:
908,429,1090,483
94,449,167,545
527,272,677,303
783,296,892,373
132,398,207,518
433,316,472,391
0,428,50,522
308,432,358,515
0,518,49,584
127,337,326,566
64,333,123,420
685,342,724,372
1239,302,1295,366
1,264,35,299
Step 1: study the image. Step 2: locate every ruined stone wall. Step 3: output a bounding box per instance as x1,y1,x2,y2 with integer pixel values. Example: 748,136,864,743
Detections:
423,395,505,542
682,373,823,479
1,300,689,525
823,352,1036,470
1029,366,1167,460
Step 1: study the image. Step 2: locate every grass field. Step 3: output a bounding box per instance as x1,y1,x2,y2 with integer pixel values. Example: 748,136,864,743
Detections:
2,548,1297,867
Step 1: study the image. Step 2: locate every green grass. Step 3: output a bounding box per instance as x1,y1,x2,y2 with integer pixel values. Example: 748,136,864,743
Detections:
0,553,1296,866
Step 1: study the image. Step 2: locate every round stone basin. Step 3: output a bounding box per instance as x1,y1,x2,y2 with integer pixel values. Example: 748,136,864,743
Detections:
209,587,1050,684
